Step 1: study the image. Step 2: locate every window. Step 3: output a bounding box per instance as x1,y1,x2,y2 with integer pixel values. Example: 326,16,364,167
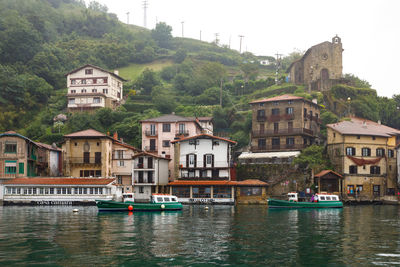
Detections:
4,143,17,153
71,90,76,94
257,110,266,120
288,100,293,105
71,79,76,85
117,175,122,184
304,108,307,117
192,187,211,198
273,101,279,106
213,187,232,198
189,154,195,165
81,89,86,93
206,154,213,165
258,139,266,149
370,166,381,174
93,79,97,84
274,123,279,132
5,166,16,174
372,136,376,140
162,123,171,132
357,136,360,139
179,123,186,134
388,149,394,158
68,98,75,104
116,150,124,159
346,147,356,156
81,79,86,84
18,163,24,174
118,160,124,167
139,186,144,193
85,69,93,75
376,148,385,157
172,187,190,198
362,148,371,157
286,138,295,145
240,187,261,196
103,78,108,83
271,108,280,115
272,138,280,146
349,165,358,174
103,89,108,94
162,140,170,147
286,107,294,114
93,97,101,103
189,139,199,145
92,89,97,93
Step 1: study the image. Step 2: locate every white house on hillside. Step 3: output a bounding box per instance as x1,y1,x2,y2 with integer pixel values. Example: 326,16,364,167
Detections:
65,64,126,112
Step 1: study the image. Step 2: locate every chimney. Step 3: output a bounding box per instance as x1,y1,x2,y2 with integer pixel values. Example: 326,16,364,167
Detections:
113,132,118,140
114,70,119,76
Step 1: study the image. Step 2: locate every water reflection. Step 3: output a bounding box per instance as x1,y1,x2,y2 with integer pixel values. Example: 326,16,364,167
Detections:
0,205,400,265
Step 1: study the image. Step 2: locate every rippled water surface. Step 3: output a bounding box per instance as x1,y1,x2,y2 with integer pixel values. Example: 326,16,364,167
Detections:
1,205,400,266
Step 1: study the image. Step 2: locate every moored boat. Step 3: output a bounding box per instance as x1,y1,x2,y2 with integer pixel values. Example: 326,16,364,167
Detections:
96,193,183,212
268,192,343,209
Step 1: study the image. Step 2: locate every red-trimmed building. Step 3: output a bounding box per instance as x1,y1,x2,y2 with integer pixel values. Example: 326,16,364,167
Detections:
169,134,237,204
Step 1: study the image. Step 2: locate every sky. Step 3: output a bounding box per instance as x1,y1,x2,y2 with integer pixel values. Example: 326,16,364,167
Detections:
90,0,400,98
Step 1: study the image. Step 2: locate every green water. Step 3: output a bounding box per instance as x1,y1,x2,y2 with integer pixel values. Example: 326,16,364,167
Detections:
0,205,399,266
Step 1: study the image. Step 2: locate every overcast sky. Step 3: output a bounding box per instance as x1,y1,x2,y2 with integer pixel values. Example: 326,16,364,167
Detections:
90,0,399,98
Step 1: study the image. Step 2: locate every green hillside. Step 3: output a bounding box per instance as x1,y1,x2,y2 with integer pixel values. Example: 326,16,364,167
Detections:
0,0,399,150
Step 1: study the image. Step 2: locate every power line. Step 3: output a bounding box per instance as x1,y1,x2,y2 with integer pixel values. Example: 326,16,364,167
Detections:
143,0,148,28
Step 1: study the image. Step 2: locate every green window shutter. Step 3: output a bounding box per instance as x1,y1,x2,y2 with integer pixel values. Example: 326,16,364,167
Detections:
19,162,24,174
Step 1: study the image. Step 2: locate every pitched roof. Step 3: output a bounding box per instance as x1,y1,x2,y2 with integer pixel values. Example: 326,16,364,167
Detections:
249,94,320,108
35,142,61,151
140,114,196,123
112,140,138,151
168,180,238,186
171,133,237,144
3,178,115,185
65,64,127,81
0,131,36,145
132,151,171,160
64,129,111,138
327,117,400,137
314,170,343,178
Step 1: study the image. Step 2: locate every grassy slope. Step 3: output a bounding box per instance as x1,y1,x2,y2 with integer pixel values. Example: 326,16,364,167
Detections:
117,59,175,81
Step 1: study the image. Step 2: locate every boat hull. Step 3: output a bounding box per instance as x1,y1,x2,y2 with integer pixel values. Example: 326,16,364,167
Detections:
268,199,343,209
96,200,183,212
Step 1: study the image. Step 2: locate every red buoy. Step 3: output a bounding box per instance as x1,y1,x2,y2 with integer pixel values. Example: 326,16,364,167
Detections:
128,205,133,211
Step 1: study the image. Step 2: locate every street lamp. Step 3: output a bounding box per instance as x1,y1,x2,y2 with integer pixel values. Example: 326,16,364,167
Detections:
347,97,351,116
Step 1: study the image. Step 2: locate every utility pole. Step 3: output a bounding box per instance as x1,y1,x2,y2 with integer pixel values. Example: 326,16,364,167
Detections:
181,21,184,37
126,12,130,24
200,30,202,41
215,33,219,45
238,35,244,53
275,52,283,85
220,79,223,106
143,0,148,28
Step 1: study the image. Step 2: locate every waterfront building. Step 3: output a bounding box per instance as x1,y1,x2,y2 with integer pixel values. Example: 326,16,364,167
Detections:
2,177,115,205
62,129,114,178
169,134,237,204
249,94,321,153
327,117,400,200
140,114,206,179
65,64,126,112
314,170,343,195
132,152,170,202
0,131,61,180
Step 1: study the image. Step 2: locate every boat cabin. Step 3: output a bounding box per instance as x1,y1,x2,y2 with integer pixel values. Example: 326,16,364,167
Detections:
122,193,134,202
288,192,298,202
316,193,340,201
151,194,178,203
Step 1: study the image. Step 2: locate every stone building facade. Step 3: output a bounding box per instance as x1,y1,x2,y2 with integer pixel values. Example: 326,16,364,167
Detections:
327,117,400,200
287,35,343,91
249,94,321,152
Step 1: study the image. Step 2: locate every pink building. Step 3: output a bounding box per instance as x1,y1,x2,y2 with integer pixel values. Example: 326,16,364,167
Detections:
140,114,206,179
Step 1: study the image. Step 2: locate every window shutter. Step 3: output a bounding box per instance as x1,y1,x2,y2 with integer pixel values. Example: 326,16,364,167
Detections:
194,155,197,167
211,154,214,168
186,154,189,167
203,154,206,167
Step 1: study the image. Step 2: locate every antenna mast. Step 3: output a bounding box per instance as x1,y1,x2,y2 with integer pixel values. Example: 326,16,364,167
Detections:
143,0,148,28
238,35,244,53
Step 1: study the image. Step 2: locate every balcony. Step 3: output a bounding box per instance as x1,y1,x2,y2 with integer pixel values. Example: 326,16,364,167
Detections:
67,157,102,165
256,115,267,122
134,163,154,169
178,161,230,169
175,130,189,137
144,146,157,152
134,178,155,184
144,130,157,137
177,175,229,180
251,144,308,152
252,128,314,137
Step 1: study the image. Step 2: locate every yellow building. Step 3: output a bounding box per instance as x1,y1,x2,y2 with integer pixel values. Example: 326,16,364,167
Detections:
62,129,114,178
327,117,400,201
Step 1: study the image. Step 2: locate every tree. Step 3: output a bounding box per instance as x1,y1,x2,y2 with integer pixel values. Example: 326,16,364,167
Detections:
135,68,160,95
173,48,187,63
240,62,259,81
151,22,173,49
293,145,331,174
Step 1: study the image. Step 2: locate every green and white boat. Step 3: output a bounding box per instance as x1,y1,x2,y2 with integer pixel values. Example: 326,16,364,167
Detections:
96,193,183,212
268,192,343,209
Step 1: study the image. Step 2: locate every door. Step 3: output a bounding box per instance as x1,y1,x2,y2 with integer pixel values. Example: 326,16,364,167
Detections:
373,185,380,196
150,124,156,136
95,152,101,164
83,152,90,163
150,139,156,151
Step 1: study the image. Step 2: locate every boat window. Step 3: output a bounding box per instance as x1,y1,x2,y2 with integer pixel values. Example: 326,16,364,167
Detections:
157,197,163,202
319,196,325,200
171,197,177,202
164,197,170,202
332,196,338,200
326,196,331,200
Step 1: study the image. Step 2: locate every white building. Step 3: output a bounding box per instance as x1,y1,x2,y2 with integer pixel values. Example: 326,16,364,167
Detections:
132,152,170,202
169,134,237,204
65,64,126,112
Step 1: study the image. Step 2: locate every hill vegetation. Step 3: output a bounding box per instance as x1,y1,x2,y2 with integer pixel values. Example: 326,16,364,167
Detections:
0,0,399,151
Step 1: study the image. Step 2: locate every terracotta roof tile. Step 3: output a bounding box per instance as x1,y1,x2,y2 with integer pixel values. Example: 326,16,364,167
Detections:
168,180,238,186
141,114,195,123
236,179,269,186
3,178,115,185
314,170,343,178
327,117,400,137
64,129,109,138
249,94,305,104
132,151,171,160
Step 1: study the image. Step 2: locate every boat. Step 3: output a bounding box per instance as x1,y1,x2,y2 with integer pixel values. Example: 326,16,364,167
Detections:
268,192,343,209
96,193,183,212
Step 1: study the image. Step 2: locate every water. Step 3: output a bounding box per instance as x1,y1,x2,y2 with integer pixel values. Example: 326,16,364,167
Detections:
0,205,400,266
